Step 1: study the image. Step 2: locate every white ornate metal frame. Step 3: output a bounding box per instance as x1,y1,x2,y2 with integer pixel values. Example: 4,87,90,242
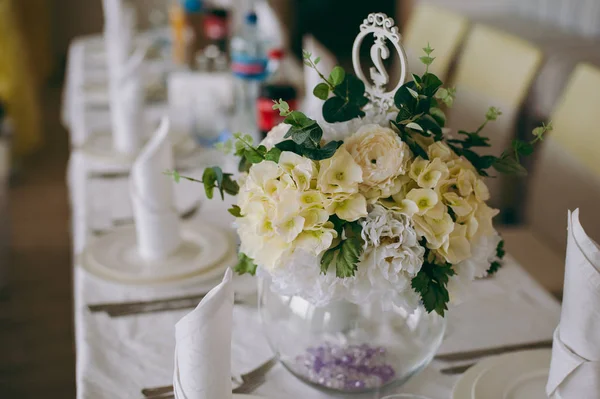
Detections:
352,13,408,111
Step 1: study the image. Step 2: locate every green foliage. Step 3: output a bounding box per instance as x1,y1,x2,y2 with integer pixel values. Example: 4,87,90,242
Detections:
313,83,330,100
228,205,243,218
202,167,239,200
323,74,369,123
272,100,343,161
435,87,456,107
302,48,368,123
486,240,506,276
235,253,258,276
320,220,364,278
411,258,455,316
165,168,239,200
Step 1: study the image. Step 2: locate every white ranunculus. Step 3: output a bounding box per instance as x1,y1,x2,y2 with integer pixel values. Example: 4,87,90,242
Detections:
317,147,363,194
260,123,290,149
343,124,410,199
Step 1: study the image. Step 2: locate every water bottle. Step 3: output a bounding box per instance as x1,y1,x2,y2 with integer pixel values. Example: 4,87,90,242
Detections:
230,5,268,142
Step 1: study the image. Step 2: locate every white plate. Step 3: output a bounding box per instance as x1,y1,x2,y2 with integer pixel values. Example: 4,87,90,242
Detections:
452,357,498,399
80,129,198,166
81,223,236,285
472,349,551,399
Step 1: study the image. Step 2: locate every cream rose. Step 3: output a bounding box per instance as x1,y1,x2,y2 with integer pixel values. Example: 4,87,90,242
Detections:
343,124,411,199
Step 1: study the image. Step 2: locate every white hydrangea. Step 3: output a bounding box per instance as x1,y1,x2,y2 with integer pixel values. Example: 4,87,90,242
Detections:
321,110,397,142
447,231,502,302
263,204,426,311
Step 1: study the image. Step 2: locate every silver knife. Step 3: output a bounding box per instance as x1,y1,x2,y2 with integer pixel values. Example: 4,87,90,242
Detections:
435,339,554,362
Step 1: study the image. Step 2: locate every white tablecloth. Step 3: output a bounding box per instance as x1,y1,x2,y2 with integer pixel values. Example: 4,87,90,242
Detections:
65,32,562,399
70,173,562,399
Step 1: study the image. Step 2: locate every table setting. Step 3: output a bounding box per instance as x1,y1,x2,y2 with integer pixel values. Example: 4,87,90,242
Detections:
63,3,600,399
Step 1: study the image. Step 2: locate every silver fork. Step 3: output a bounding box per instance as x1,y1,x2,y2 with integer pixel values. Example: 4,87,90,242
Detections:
141,357,277,398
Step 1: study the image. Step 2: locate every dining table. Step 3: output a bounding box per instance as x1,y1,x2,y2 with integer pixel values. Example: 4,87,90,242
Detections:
65,33,563,399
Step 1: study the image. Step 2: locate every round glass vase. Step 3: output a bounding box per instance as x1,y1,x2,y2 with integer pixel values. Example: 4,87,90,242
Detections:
258,278,446,394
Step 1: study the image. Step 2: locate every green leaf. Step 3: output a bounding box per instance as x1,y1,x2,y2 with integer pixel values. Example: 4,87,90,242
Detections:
486,261,502,276
336,237,362,278
512,140,534,156
421,73,443,97
243,146,266,164
322,96,365,123
283,111,312,128
493,157,527,176
496,239,506,259
429,107,446,127
303,140,342,160
235,253,258,276
228,205,243,218
406,122,423,132
314,56,321,65
265,147,282,162
420,56,435,66
486,107,502,121
272,99,291,116
320,247,337,274
411,261,455,316
394,81,418,112
407,87,419,99
202,168,217,199
313,82,330,100
329,66,346,86
221,175,240,196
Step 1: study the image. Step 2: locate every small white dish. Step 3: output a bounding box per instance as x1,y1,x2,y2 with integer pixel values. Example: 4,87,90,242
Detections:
81,223,236,285
471,349,551,399
452,357,498,399
80,129,198,166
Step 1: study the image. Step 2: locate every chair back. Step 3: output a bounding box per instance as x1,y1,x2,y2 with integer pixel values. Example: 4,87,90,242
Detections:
403,3,469,80
447,25,542,210
527,63,600,255
452,24,543,109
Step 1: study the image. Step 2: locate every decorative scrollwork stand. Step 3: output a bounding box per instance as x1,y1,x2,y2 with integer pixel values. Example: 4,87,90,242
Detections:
352,13,408,111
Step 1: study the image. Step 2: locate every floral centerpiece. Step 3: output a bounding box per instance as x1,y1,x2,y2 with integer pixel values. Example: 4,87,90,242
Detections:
169,13,551,393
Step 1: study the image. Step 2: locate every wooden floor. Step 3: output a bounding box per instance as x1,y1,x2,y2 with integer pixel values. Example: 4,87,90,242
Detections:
0,88,76,398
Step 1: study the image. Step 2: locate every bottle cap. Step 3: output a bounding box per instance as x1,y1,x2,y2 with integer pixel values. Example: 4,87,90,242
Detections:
268,48,285,60
245,11,258,25
182,0,203,13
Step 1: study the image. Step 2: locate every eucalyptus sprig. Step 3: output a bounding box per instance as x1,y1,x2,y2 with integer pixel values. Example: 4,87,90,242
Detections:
302,50,369,123
164,166,239,200
272,99,342,161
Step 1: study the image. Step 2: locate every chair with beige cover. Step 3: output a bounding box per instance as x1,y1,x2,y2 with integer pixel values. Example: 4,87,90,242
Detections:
499,63,600,296
402,3,469,80
447,24,543,210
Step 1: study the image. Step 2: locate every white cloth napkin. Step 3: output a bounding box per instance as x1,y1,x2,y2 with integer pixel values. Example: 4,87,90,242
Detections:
547,209,600,398
301,35,337,122
102,0,135,73
173,269,234,399
130,117,182,261
109,46,146,155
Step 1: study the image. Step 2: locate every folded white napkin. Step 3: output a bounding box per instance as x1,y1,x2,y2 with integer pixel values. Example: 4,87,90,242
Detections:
173,269,234,399
301,35,337,123
130,117,182,261
547,209,600,398
102,0,135,73
110,46,146,155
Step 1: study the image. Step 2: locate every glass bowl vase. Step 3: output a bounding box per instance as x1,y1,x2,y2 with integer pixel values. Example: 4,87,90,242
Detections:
258,278,446,394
